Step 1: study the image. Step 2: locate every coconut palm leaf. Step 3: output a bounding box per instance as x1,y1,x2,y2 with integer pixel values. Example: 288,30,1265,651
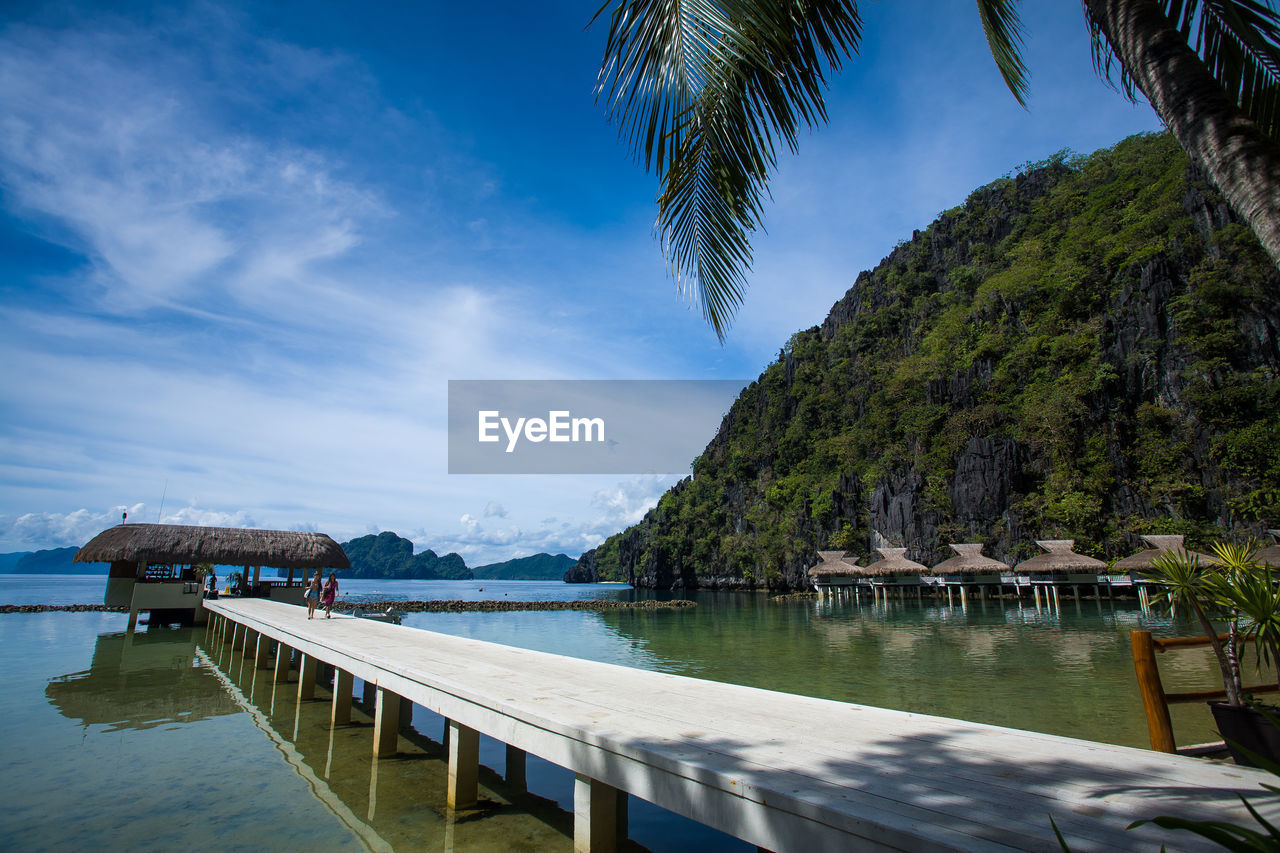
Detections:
1085,0,1280,142
594,0,862,340
977,0,1030,107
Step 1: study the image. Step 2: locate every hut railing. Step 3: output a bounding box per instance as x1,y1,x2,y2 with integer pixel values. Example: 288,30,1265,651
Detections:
1130,629,1279,753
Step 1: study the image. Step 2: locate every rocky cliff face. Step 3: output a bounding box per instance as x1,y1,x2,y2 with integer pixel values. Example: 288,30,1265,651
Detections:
570,133,1280,589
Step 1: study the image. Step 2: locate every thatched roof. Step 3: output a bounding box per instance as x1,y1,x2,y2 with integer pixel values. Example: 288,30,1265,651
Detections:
1014,540,1106,573
809,550,863,577
862,547,928,576
75,523,350,569
931,543,1010,573
1113,534,1214,571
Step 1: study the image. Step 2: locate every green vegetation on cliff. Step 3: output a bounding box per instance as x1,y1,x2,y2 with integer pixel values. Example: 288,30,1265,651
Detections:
339,531,471,580
572,133,1280,590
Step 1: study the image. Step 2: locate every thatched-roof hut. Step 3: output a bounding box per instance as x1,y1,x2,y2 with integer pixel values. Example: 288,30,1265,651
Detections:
808,551,855,577
931,543,1010,574
81,523,349,626
1113,534,1214,572
808,551,872,597
862,548,928,576
76,523,349,569
1014,540,1106,574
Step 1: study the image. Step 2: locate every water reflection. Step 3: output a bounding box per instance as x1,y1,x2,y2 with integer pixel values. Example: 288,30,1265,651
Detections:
591,595,1236,748
47,627,236,731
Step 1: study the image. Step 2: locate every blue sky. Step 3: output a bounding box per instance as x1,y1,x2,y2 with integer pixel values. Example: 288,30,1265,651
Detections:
0,1,1162,562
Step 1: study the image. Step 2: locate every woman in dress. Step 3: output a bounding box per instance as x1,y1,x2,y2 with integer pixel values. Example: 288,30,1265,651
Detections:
322,572,338,619
306,570,321,619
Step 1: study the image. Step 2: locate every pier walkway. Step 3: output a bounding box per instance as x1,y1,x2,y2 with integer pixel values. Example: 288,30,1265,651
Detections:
205,599,1278,852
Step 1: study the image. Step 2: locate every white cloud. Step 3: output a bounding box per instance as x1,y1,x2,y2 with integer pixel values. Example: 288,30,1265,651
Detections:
483,502,507,518
0,503,144,549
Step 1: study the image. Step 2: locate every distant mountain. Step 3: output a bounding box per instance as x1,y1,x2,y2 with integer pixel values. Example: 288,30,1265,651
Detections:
0,552,28,572
337,531,471,580
0,547,108,574
472,553,578,580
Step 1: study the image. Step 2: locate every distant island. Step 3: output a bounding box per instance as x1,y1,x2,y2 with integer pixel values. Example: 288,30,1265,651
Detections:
0,547,107,574
472,552,578,580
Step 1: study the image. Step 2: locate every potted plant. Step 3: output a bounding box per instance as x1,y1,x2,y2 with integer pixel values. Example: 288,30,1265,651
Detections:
1146,541,1280,766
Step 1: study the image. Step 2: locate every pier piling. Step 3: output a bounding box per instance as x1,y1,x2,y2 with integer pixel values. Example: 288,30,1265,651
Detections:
574,773,619,853
447,720,479,810
332,668,354,726
373,686,399,756
298,653,318,701
274,643,292,683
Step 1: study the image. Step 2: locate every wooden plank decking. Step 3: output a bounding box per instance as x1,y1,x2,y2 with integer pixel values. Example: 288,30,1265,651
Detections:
205,598,1280,852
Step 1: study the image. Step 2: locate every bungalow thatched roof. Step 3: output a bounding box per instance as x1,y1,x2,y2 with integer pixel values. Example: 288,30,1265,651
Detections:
931,543,1010,573
863,547,928,576
75,523,350,570
1014,540,1106,574
809,550,866,577
1113,534,1214,571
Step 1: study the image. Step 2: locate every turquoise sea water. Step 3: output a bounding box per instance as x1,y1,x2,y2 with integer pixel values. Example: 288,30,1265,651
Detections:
0,576,1247,851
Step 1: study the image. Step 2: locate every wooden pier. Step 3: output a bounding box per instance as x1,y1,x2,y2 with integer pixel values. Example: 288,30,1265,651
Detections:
205,599,1278,852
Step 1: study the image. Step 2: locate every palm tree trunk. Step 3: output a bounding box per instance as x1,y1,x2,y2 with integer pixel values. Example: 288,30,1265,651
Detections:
1085,0,1280,269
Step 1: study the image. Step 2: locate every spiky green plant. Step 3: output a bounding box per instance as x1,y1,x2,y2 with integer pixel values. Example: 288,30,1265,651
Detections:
1207,542,1280,693
1145,548,1244,705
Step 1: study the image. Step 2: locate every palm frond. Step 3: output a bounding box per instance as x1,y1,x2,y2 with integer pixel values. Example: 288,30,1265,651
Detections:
977,0,1030,107
595,0,862,340
1084,0,1280,142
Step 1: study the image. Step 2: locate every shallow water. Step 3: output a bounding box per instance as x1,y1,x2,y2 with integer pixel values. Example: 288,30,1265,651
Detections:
0,576,1262,851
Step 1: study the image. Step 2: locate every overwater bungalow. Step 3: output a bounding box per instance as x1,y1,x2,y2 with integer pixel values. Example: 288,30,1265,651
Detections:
1014,540,1107,607
1111,534,1215,606
77,523,350,628
808,551,867,599
862,547,929,603
929,543,1012,605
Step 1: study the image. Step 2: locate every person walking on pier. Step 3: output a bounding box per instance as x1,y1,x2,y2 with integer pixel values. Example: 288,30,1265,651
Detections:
306,570,321,619
322,572,338,618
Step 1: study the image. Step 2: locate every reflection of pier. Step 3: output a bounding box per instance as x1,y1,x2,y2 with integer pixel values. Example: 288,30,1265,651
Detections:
47,628,238,731
208,599,1277,852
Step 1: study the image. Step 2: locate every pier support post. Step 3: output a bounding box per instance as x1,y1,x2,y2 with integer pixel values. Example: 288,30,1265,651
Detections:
332,668,354,726
127,609,138,631
274,644,292,683
362,680,375,708
505,744,527,791
574,773,619,853
447,721,479,810
373,687,400,757
400,696,413,729
254,633,271,669
298,653,318,701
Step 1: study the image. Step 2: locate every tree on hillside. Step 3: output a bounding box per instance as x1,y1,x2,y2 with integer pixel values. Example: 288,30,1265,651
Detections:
595,0,1280,340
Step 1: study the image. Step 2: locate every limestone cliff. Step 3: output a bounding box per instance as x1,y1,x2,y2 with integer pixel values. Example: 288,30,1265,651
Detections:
569,133,1280,589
